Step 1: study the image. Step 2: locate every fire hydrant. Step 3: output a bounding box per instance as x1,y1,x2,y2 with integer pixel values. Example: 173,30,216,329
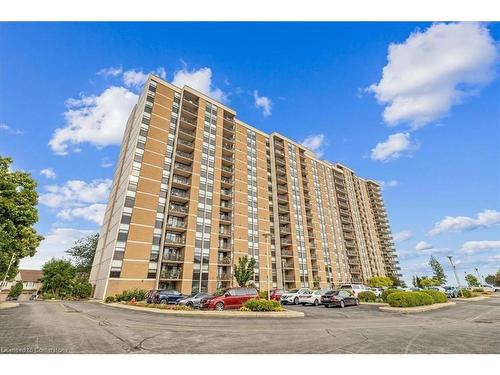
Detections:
131,297,136,305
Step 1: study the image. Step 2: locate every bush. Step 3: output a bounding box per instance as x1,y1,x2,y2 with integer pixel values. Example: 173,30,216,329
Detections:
243,298,283,312
72,280,92,299
358,291,377,302
42,292,57,300
387,291,434,307
115,288,147,302
472,288,484,293
382,289,399,302
105,296,115,303
459,289,472,298
259,291,268,299
8,281,23,298
422,290,448,303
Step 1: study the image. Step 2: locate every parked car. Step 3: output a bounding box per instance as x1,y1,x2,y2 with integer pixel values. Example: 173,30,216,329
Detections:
480,284,497,293
146,289,162,303
155,289,186,304
443,286,459,298
270,289,284,301
369,287,383,297
428,286,446,293
199,287,259,311
298,289,331,306
280,288,312,305
176,292,212,308
339,284,369,297
409,287,423,292
321,290,359,308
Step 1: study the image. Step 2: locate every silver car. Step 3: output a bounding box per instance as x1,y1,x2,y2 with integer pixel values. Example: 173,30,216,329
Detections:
176,292,212,308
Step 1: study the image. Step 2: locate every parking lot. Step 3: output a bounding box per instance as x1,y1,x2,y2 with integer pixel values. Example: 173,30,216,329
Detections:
0,296,499,354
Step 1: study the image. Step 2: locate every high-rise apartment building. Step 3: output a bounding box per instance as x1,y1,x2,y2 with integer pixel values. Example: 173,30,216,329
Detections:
89,74,401,299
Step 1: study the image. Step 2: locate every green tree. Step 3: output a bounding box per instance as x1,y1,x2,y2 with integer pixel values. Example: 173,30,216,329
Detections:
65,233,99,276
495,270,500,286
485,274,495,285
233,256,257,287
388,275,404,287
420,276,440,288
8,281,23,298
368,276,393,288
39,258,76,298
429,255,447,285
72,277,92,298
465,274,480,287
0,156,44,280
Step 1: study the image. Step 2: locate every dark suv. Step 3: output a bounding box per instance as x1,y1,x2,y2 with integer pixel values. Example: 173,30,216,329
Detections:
199,287,259,310
154,289,186,304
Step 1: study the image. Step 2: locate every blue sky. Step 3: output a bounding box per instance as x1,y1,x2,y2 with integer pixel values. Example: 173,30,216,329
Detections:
1,22,498,286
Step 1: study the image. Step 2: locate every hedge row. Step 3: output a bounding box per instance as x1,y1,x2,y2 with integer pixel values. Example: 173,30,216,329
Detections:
105,288,147,303
421,290,448,303
241,299,283,312
387,292,434,307
358,291,377,302
382,289,400,302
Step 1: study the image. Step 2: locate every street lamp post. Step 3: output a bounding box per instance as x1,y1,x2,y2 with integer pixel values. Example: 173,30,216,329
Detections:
447,256,463,298
1,253,15,291
475,268,483,285
263,232,271,300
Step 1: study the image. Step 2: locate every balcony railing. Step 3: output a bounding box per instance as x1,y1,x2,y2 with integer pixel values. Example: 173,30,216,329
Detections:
160,270,182,280
169,204,188,214
171,189,189,199
164,237,185,245
218,257,231,265
172,176,189,185
222,166,234,174
162,252,183,262
220,214,232,221
217,273,231,281
174,162,192,172
182,106,198,116
176,150,193,160
166,221,186,229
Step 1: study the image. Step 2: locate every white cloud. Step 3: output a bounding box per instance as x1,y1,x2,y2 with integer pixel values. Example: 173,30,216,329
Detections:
253,90,273,117
394,230,413,242
461,240,500,254
97,66,123,78
57,204,107,225
0,122,24,135
429,209,500,236
49,86,138,155
301,134,326,158
40,168,56,179
100,157,113,168
123,69,149,89
39,179,111,225
368,22,497,128
370,132,418,161
19,228,95,270
415,241,433,251
172,67,227,103
380,179,399,189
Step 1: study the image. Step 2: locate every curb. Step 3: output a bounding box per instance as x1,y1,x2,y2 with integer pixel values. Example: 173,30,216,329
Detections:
104,302,305,318
0,302,19,310
455,296,491,302
360,302,389,306
379,302,456,313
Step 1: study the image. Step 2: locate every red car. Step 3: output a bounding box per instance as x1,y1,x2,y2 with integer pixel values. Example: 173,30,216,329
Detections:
270,289,284,301
200,287,258,311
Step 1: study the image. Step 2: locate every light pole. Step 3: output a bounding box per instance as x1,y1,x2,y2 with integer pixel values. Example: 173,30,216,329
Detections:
447,256,463,298
1,253,16,291
263,232,271,300
282,259,286,291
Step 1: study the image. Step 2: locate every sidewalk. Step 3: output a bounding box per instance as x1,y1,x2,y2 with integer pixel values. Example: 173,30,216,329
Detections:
0,302,19,310
379,302,456,313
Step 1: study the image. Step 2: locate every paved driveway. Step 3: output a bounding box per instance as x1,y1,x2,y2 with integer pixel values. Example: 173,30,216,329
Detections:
1,296,499,354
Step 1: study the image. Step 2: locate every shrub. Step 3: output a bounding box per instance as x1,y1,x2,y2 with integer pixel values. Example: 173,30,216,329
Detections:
72,280,92,299
358,291,377,302
243,298,283,312
42,292,57,300
105,296,115,303
8,281,23,298
382,289,399,302
387,291,434,307
239,306,251,311
472,288,484,293
115,288,147,302
422,290,447,303
259,291,268,299
459,289,472,298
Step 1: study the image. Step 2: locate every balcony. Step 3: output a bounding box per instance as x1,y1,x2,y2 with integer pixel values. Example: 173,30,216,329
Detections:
171,175,190,189
275,150,285,157
183,97,198,108
219,214,232,223
283,261,294,269
180,116,197,129
348,259,360,265
221,166,234,177
277,194,288,203
166,220,187,232
169,204,188,216
278,205,289,214
175,150,193,164
275,157,285,166
217,257,232,266
220,176,233,188
162,252,183,263
160,269,182,280
164,236,185,247
220,189,232,199
279,226,291,234
181,105,198,117
222,142,234,154
277,184,288,193
217,273,231,281
173,162,192,177
279,215,290,223
221,155,234,166
281,250,293,258
218,244,232,252
170,188,190,203
220,201,232,212
219,229,232,238
176,138,194,152
178,128,196,141
308,242,316,249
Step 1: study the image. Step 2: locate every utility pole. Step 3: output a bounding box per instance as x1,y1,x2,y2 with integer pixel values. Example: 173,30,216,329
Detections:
475,268,483,285
282,259,286,291
1,253,16,291
447,256,463,298
263,232,271,300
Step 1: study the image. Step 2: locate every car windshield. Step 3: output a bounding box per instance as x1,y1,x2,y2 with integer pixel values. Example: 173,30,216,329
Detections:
288,289,299,293
340,286,351,289
324,291,339,296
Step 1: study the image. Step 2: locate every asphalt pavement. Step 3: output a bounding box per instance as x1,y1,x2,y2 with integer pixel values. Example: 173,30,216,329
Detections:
1,295,499,354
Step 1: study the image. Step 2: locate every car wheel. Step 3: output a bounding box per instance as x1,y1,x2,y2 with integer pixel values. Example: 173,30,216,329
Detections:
160,299,167,305
324,304,330,308
186,302,193,308
301,303,306,306
294,297,299,305
215,302,224,311
314,299,319,306
339,300,345,308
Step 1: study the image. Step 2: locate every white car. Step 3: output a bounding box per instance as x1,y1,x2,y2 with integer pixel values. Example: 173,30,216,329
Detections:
339,284,369,297
369,287,383,297
480,284,499,292
298,289,331,306
280,288,312,305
